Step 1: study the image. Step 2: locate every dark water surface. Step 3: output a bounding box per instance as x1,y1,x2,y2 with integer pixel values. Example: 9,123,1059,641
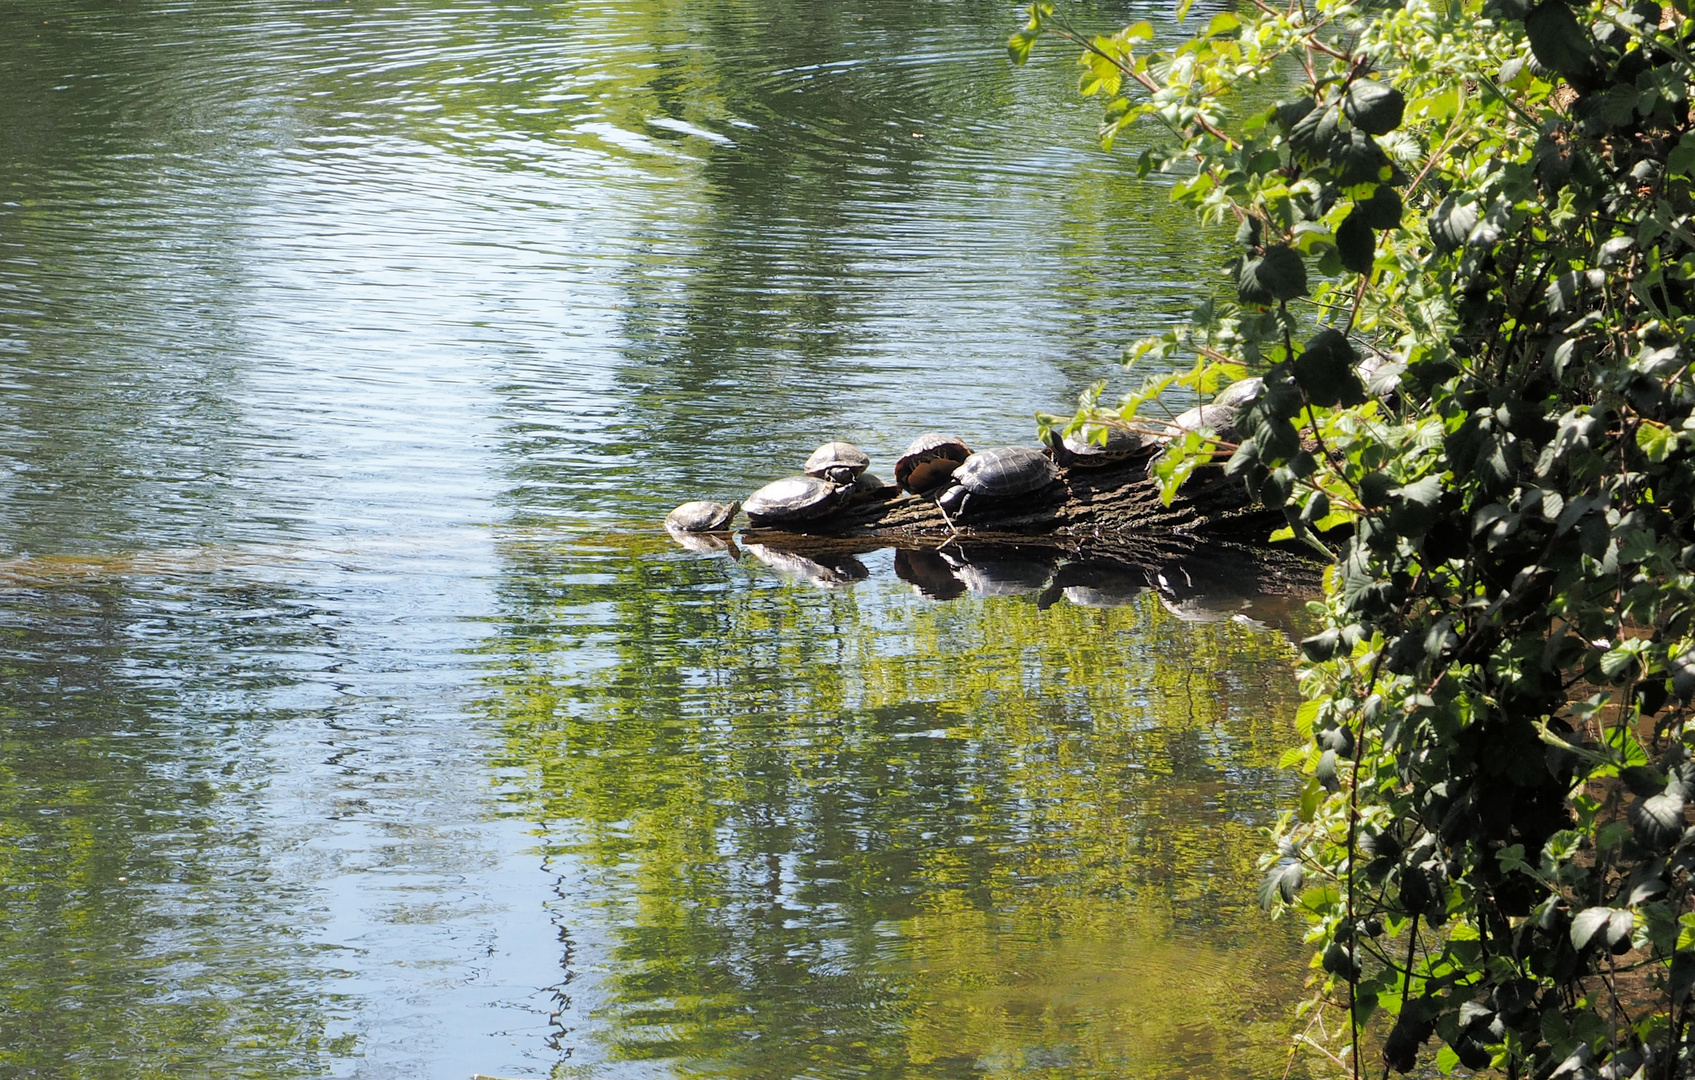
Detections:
0,1,1311,1077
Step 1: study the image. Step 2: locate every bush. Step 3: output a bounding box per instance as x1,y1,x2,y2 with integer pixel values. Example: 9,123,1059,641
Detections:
1016,0,1695,1074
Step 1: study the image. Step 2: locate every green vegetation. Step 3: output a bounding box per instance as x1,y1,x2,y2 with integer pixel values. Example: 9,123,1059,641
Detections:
1016,0,1695,1074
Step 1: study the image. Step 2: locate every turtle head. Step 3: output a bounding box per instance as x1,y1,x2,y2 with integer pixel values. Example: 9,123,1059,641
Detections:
935,482,969,518
823,465,857,485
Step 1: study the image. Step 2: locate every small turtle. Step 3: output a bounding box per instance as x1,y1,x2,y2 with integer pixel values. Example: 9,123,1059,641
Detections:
803,441,870,485
743,475,851,527
1048,419,1143,469
1162,402,1242,444
894,432,973,494
1211,377,1264,409
934,446,1060,522
846,471,895,504
664,499,740,532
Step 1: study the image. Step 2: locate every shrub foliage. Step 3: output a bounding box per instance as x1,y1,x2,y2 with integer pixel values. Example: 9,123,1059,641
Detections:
1016,0,1695,1074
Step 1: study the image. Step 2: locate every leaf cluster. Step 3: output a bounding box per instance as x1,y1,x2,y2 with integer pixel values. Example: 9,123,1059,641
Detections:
1016,0,1695,1074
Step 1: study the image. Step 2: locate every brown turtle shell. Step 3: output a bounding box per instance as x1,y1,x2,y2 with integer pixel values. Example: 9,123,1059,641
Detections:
893,432,972,493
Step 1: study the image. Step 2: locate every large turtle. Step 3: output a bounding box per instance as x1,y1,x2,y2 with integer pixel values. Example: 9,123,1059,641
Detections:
743,475,851,527
664,499,740,532
894,433,972,494
803,442,870,485
1047,419,1143,469
934,446,1060,522
1162,402,1242,444
1211,377,1264,409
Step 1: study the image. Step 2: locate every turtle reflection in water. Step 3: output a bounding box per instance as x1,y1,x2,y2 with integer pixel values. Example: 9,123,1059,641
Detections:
1041,557,1148,609
933,446,1060,527
743,475,851,527
743,543,868,588
938,543,1059,597
893,547,966,600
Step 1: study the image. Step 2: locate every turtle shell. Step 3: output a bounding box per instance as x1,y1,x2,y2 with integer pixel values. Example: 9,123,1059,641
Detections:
1211,377,1264,410
1163,403,1242,443
743,475,850,525
1059,420,1143,468
803,441,870,484
664,499,740,532
894,432,972,493
953,446,1060,497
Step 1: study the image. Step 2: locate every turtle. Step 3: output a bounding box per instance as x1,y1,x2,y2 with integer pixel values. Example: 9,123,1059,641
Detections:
742,475,851,527
934,446,1060,522
894,432,973,494
1162,402,1242,444
664,499,740,532
845,471,895,504
1047,418,1143,469
803,441,870,485
1211,376,1265,409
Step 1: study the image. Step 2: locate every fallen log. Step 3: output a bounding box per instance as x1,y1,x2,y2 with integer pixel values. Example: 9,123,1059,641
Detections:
725,448,1326,603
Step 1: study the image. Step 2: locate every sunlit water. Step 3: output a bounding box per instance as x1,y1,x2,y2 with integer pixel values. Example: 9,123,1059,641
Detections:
0,1,1313,1077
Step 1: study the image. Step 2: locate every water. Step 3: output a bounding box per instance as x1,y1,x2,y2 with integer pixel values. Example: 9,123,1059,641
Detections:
0,1,1313,1077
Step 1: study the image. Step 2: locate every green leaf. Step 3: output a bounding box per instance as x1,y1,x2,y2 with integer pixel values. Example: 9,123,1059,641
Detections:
1007,29,1039,65
1336,210,1376,275
1669,131,1695,178
1630,792,1687,849
1428,197,1479,254
1524,2,1601,84
1344,80,1406,135
1292,329,1365,408
1571,906,1633,950
1435,1042,1461,1074
1356,184,1403,230
1237,246,1308,306
1203,11,1240,36
1637,421,1681,463
1258,859,1304,908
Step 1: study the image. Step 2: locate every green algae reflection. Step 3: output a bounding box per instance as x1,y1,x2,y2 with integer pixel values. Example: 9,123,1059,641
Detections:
483,535,1316,1079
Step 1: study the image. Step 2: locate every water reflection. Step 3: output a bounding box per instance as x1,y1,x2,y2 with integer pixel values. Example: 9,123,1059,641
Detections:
1,0,1305,1076
486,533,1316,1078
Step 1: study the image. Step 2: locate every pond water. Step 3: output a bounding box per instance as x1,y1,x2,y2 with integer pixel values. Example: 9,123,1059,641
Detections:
0,1,1315,1077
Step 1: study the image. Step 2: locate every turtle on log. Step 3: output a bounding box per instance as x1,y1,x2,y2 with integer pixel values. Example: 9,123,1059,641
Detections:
894,433,972,494
934,446,1060,525
803,442,871,485
743,475,851,527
